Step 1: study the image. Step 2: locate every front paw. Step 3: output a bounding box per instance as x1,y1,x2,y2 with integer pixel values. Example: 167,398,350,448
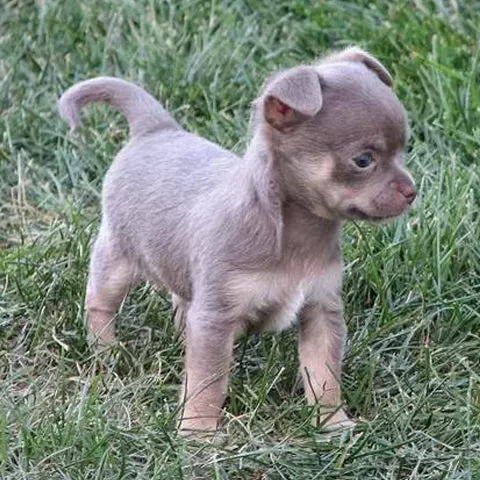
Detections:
316,408,356,433
178,415,226,445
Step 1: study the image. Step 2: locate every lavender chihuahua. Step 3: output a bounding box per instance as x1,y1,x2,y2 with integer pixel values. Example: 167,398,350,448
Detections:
59,47,415,438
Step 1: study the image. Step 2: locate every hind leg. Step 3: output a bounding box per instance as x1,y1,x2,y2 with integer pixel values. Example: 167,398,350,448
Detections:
86,228,135,344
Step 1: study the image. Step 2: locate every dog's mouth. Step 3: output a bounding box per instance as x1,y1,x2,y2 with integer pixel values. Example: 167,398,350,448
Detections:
346,207,400,223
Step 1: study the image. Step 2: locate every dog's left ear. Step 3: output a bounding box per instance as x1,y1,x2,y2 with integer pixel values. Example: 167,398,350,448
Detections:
325,47,393,87
261,66,323,131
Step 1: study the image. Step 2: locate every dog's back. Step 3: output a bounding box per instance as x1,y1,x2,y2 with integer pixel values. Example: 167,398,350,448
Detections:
104,130,240,294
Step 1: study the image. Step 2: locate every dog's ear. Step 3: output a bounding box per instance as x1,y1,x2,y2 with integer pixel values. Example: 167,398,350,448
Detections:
261,66,322,131
325,47,393,87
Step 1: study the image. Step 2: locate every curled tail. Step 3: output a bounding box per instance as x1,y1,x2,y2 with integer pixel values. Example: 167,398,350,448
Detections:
58,77,180,138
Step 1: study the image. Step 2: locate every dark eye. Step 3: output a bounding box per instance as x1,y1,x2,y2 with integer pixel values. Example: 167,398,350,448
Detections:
353,152,374,169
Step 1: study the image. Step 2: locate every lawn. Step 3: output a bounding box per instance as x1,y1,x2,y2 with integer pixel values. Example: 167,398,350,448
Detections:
1,0,480,478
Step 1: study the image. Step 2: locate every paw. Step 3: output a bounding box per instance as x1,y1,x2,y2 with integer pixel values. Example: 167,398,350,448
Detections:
87,330,117,349
178,416,225,445
87,313,117,346
316,408,357,434
178,424,226,446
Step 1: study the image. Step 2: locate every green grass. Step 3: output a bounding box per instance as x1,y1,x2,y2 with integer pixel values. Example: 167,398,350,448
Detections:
1,0,480,478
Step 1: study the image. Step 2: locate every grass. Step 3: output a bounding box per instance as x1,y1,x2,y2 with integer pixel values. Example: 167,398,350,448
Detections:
1,0,480,478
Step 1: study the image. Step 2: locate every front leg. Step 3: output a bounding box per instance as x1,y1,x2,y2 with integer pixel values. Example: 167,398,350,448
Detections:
178,305,235,438
299,278,354,430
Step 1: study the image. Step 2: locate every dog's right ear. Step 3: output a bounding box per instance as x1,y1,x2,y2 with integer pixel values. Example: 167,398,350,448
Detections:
260,66,323,131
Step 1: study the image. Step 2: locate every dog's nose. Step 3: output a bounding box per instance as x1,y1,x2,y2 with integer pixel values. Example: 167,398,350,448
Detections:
391,180,417,205
404,188,417,204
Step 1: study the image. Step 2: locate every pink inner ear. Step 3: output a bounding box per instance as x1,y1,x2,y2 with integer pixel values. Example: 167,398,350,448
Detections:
272,97,292,117
265,96,296,129
274,98,290,116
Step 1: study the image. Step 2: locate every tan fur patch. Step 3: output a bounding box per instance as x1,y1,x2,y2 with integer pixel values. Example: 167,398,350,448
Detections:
226,261,342,334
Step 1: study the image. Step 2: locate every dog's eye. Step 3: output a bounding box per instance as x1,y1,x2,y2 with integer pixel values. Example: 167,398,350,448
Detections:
353,152,374,169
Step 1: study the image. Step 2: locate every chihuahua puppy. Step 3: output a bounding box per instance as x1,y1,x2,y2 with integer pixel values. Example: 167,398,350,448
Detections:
59,47,415,438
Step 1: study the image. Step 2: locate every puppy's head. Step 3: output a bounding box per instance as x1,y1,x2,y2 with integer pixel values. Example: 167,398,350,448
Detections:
254,47,416,222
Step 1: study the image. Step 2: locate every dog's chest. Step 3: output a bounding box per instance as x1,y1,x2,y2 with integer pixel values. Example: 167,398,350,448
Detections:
229,270,315,333
252,284,307,333
228,258,342,334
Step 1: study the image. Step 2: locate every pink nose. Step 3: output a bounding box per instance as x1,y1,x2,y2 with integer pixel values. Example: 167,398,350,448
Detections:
391,179,417,205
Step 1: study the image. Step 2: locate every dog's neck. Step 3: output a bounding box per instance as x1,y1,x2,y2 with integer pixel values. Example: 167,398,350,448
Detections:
243,130,342,260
